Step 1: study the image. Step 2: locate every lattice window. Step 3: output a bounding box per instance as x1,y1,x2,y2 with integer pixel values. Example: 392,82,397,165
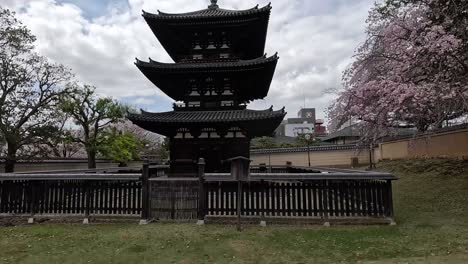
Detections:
206,39,216,50
225,127,245,138
175,128,193,139
219,53,230,59
221,101,234,107
193,40,202,50
188,101,200,107
220,32,230,49
222,78,233,95
189,79,199,96
204,77,217,95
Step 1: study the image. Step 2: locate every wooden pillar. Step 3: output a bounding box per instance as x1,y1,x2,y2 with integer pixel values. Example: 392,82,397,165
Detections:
322,180,330,226
28,181,38,224
141,163,150,222
237,180,242,231
386,180,394,218
197,158,206,223
228,156,251,231
83,180,91,224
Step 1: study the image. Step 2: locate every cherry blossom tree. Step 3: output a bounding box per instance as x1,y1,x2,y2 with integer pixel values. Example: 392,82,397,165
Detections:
328,0,468,136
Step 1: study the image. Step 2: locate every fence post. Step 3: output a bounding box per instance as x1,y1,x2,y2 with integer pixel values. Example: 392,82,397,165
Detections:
285,161,292,173
386,180,396,225
323,180,330,226
260,179,266,227
140,163,150,225
197,158,206,225
28,181,37,224
83,180,91,224
237,180,242,231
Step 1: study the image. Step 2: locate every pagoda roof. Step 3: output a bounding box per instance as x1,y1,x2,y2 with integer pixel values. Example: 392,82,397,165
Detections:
142,2,271,62
135,54,278,102
128,107,286,137
136,53,277,71
143,2,271,21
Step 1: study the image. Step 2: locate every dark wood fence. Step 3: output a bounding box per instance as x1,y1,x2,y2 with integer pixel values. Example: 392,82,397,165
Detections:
198,161,397,222
1,162,397,224
149,179,199,220
203,179,393,218
0,174,142,217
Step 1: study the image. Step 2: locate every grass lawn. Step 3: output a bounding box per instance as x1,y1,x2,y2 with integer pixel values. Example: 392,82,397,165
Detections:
0,159,467,263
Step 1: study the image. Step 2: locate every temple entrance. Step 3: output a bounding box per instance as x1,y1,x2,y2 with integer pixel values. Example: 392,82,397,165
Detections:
199,144,222,173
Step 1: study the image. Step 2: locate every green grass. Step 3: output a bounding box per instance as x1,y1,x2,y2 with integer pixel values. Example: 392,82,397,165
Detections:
1,159,468,263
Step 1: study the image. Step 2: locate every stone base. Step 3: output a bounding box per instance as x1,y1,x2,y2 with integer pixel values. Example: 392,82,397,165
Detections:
27,217,34,224
83,218,89,224
259,220,267,227
196,220,205,225
139,219,149,225
323,221,330,227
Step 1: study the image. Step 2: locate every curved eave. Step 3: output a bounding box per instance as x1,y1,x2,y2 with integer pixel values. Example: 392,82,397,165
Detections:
142,4,271,21
135,54,278,101
142,4,271,62
136,54,278,70
127,107,286,137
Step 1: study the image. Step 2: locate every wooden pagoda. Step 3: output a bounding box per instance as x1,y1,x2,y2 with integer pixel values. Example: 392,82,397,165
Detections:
129,0,286,176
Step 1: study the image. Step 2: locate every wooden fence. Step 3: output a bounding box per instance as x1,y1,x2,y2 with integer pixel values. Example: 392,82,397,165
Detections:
203,179,393,219
0,174,142,217
0,162,397,225
148,160,397,223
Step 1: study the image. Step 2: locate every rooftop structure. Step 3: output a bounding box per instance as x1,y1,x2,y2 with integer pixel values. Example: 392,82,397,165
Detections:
275,107,325,137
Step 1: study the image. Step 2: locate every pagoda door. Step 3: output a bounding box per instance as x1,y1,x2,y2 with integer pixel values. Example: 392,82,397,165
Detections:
199,144,222,173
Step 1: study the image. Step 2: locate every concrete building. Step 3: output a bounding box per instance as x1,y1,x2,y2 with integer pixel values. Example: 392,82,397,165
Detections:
275,108,326,137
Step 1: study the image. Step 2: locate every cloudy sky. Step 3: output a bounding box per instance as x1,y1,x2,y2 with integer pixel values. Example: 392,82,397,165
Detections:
3,0,375,121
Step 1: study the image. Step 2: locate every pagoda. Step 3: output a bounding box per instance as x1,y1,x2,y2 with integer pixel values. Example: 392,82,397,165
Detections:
129,0,286,176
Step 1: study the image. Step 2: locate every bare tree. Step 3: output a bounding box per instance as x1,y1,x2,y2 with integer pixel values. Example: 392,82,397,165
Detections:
0,8,73,172
41,113,85,158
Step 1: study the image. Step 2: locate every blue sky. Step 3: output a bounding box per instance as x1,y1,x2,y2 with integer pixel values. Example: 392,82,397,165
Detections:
5,0,376,121
59,0,129,19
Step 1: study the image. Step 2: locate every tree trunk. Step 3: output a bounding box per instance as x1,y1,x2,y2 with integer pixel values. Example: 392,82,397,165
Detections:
5,142,17,173
368,144,374,170
4,159,15,173
87,150,97,169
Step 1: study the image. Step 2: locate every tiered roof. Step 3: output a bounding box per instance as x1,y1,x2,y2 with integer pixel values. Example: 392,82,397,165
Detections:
135,54,278,102
129,0,285,139
145,3,271,20
142,1,272,61
128,107,285,137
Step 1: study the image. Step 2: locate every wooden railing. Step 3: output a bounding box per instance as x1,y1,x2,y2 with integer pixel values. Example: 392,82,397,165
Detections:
0,174,142,218
197,159,397,223
203,179,394,219
1,161,397,225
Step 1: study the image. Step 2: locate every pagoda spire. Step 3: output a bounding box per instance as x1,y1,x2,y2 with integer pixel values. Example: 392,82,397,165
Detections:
209,0,218,9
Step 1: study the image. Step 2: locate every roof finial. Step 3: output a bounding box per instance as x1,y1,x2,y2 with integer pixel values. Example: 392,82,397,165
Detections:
209,0,218,9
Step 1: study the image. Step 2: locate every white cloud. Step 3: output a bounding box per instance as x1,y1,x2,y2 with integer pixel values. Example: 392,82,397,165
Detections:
4,0,374,121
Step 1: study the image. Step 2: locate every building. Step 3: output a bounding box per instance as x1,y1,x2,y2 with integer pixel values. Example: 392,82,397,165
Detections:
276,107,326,137
314,119,327,136
323,122,417,145
128,0,286,176
322,124,361,145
